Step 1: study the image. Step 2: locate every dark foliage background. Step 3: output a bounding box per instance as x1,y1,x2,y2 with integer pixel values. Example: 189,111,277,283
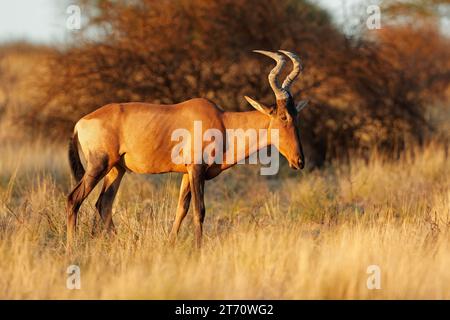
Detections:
12,0,450,165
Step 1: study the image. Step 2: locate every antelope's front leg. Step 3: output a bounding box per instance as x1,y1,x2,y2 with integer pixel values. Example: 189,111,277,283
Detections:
168,174,191,245
187,165,206,249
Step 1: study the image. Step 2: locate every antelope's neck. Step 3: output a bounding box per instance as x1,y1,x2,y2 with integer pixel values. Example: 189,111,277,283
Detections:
221,111,271,169
222,110,270,131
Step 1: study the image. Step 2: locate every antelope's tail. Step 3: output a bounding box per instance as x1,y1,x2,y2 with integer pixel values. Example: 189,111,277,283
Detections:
68,131,85,183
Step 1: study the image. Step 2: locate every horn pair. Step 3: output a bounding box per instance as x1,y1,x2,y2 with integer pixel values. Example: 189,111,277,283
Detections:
254,50,302,100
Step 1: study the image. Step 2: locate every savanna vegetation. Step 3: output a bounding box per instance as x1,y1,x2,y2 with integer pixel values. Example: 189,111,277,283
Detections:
0,140,449,298
0,0,449,299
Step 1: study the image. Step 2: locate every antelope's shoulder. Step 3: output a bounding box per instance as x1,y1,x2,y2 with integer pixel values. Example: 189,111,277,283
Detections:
178,98,225,113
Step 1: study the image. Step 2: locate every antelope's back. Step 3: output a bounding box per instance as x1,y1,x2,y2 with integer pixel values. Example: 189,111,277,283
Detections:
75,98,225,174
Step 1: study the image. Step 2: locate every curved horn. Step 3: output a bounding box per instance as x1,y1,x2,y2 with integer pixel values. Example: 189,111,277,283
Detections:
253,50,289,100
279,50,302,92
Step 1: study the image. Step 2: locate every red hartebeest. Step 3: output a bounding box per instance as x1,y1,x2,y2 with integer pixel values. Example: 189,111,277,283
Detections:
67,50,308,248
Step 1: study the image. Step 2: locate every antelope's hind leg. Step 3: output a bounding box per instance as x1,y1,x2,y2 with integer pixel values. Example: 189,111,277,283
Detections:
168,174,191,244
92,165,125,235
67,155,110,245
187,166,206,249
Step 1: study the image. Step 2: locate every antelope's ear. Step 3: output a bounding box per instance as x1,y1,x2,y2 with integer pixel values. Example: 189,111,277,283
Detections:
296,100,309,113
244,96,274,116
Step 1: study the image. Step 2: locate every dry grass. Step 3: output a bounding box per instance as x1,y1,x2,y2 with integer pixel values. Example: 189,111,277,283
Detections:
0,139,449,299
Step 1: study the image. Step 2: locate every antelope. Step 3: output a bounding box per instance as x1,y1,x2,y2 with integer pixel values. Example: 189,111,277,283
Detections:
67,50,308,248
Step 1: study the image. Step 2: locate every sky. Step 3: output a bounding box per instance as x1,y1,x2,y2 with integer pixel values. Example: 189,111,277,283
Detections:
0,0,362,44
0,0,66,43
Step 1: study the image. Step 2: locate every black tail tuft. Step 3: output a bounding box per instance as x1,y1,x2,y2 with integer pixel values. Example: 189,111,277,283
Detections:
68,132,85,182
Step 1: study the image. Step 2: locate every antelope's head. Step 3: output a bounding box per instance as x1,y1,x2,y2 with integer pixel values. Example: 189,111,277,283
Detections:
245,50,308,170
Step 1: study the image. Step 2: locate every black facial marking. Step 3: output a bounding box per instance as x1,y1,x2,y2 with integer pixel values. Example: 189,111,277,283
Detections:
285,93,297,117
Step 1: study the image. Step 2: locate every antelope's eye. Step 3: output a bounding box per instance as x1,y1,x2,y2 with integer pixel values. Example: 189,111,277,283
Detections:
280,114,288,122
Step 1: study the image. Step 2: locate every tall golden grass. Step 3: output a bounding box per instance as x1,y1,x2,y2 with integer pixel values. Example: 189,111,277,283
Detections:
0,139,449,299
